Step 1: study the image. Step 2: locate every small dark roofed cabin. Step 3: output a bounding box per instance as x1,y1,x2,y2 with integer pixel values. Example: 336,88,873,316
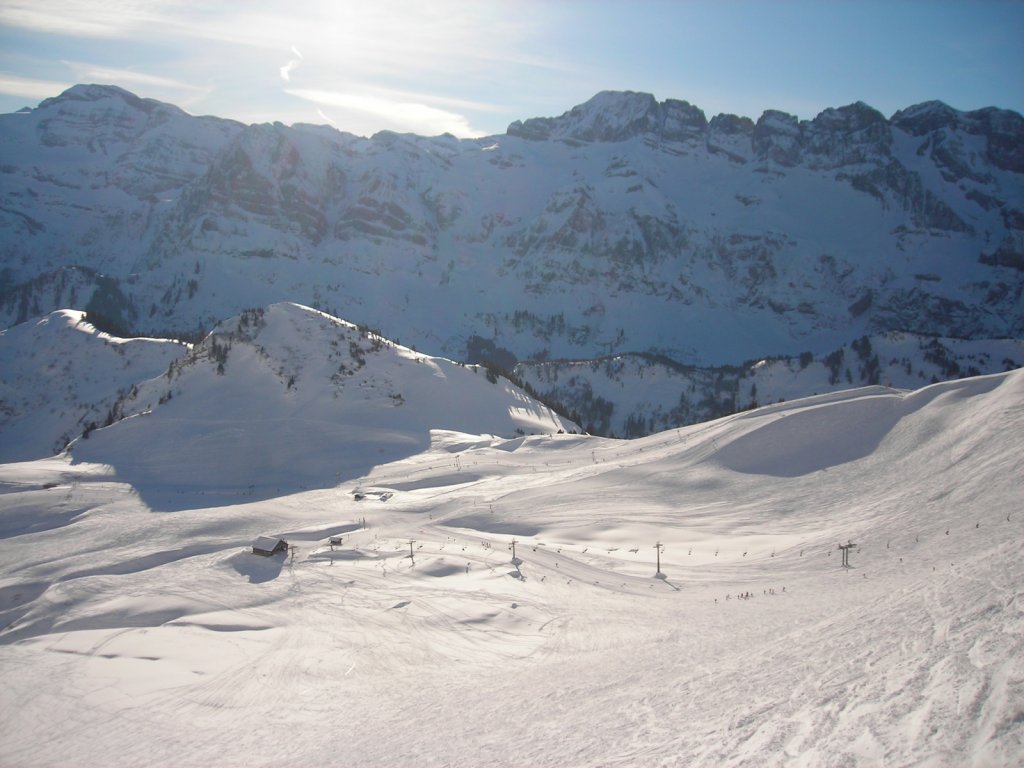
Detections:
252,536,288,557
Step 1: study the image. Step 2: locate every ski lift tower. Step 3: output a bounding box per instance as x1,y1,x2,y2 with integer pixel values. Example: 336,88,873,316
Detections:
838,541,856,568
509,538,522,567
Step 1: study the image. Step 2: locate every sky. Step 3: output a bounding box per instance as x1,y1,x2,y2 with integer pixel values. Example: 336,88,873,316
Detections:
0,0,1021,138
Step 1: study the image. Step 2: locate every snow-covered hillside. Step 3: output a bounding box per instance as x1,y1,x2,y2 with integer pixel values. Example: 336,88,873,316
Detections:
1,369,1021,767
0,303,573,466
0,310,188,462
518,332,1024,436
68,302,575,499
2,86,1022,369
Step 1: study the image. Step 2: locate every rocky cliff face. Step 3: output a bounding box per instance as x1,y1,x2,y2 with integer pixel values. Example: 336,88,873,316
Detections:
2,86,1022,370
507,90,710,145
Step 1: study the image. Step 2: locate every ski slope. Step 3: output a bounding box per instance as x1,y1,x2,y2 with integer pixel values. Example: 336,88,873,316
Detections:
0,371,1022,767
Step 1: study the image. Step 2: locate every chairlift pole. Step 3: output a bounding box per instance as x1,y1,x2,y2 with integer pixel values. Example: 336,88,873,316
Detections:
838,541,856,567
654,541,664,576
509,538,523,567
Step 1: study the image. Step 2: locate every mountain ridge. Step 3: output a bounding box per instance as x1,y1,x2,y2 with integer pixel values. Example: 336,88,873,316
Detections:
59,301,575,500
2,84,1022,435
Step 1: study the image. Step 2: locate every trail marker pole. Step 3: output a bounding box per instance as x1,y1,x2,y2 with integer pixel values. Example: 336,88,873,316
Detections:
654,541,665,578
407,539,416,562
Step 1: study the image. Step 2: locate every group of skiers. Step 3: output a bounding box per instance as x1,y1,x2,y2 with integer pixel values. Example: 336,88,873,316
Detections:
718,587,785,603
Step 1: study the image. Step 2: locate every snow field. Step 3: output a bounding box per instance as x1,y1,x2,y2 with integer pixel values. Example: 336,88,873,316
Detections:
0,371,1022,766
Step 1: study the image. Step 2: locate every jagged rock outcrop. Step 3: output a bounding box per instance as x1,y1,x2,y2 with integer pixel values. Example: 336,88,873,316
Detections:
507,90,710,146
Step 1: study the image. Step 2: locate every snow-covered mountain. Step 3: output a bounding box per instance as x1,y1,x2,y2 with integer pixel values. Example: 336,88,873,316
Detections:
517,332,1024,436
3,86,1021,765
0,310,188,462
64,302,574,497
2,85,1022,367
2,367,1021,766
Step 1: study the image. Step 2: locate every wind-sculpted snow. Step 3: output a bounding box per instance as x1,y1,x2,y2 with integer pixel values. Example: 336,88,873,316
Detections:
714,389,904,477
0,370,1021,766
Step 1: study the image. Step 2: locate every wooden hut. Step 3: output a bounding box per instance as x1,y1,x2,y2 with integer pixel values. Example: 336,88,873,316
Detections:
252,536,288,557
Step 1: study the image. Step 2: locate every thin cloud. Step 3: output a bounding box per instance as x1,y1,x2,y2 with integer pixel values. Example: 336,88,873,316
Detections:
280,59,301,82
1,1,560,77
0,1,568,133
280,45,303,82
347,85,507,116
286,88,487,137
0,1,159,38
0,73,74,102
61,61,206,93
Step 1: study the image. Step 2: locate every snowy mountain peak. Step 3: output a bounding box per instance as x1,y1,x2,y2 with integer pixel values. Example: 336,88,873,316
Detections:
507,90,707,144
39,83,169,111
886,99,1023,138
891,100,1024,173
808,101,889,137
751,109,802,164
749,102,896,168
708,112,754,135
504,89,1024,177
42,82,148,105
889,100,962,134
